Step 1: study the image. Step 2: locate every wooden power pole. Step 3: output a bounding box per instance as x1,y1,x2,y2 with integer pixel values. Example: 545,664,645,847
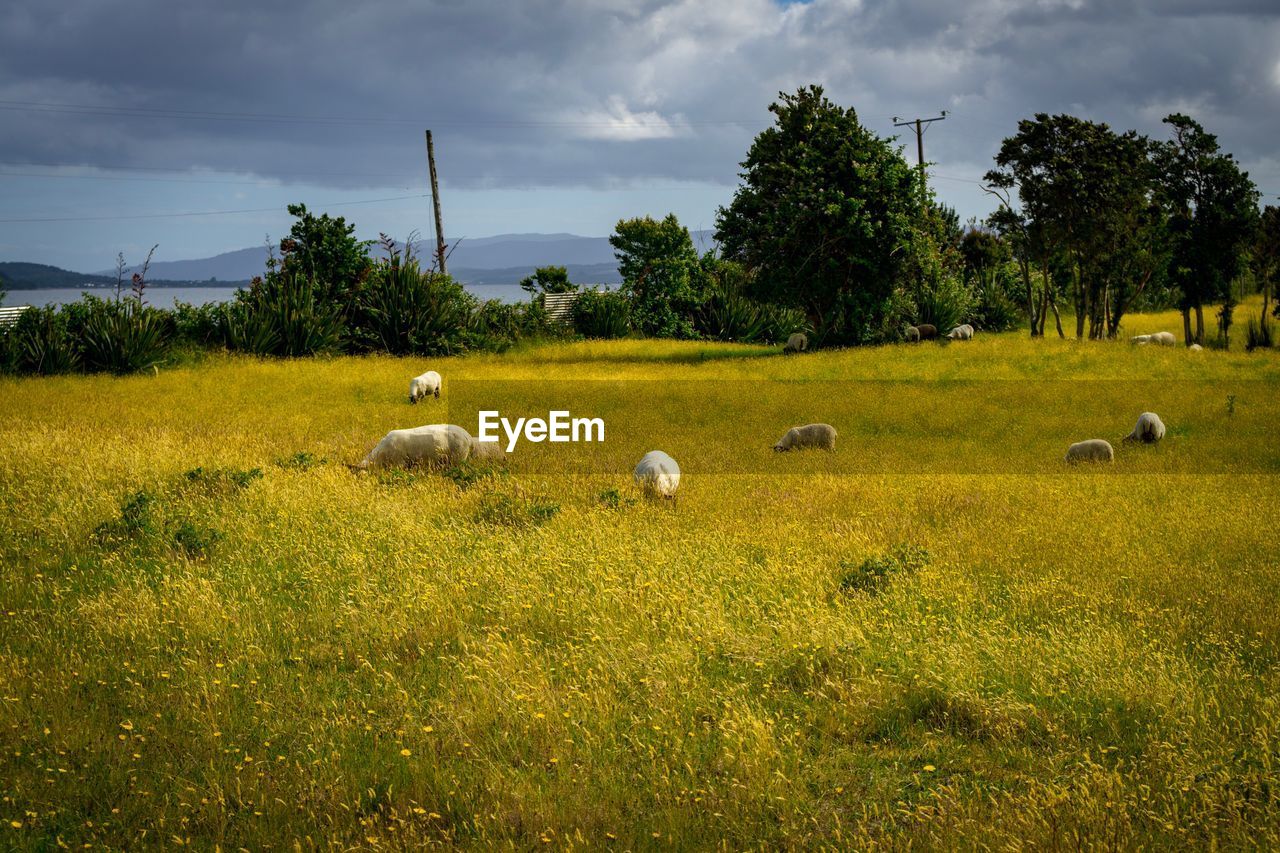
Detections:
893,112,948,201
425,130,447,274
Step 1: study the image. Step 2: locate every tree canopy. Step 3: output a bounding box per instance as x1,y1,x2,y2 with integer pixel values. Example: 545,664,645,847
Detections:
715,85,918,344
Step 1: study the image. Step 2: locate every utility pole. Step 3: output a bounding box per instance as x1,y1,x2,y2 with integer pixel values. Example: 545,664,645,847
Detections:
893,112,948,201
424,130,447,275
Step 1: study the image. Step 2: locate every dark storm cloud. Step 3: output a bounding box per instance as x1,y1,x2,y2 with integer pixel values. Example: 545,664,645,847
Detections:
1,0,1277,199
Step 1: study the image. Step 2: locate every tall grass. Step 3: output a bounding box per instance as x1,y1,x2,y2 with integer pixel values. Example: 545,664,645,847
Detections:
0,312,1278,848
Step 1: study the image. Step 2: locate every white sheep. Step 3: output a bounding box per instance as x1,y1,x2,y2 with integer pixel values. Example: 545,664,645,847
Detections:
1064,439,1114,465
945,324,974,341
783,333,808,354
633,450,681,498
469,437,508,462
355,424,473,471
773,423,838,452
1188,343,1204,352
1131,332,1175,346
409,370,442,403
1123,412,1166,444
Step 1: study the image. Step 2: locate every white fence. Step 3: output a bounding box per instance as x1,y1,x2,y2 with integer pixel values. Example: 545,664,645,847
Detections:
542,292,579,326
0,305,30,328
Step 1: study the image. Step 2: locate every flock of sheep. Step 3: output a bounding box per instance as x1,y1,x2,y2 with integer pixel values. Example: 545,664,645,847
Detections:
358,336,1172,499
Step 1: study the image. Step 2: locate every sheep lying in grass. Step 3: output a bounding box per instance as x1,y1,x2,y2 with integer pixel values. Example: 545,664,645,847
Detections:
1131,332,1176,346
784,333,808,354
355,424,473,471
945,324,974,341
1189,343,1204,352
1065,439,1114,464
470,437,507,462
409,370,442,403
1123,412,1166,444
634,450,680,498
774,423,837,452
909,324,938,341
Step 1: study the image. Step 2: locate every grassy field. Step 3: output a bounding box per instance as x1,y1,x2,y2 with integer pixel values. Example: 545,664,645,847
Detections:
2,305,1279,848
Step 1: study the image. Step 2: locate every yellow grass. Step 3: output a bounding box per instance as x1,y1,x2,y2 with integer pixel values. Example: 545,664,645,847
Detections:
1,302,1278,847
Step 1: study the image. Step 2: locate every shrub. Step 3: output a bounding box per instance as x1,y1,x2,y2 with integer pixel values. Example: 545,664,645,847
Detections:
171,301,225,347
6,305,79,375
350,260,475,355
223,273,344,357
94,490,158,541
76,296,171,374
838,543,930,596
172,521,222,558
1245,315,1273,351
475,492,561,528
573,288,631,339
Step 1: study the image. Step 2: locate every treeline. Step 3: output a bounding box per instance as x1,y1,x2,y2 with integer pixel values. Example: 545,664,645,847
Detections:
4,87,1278,377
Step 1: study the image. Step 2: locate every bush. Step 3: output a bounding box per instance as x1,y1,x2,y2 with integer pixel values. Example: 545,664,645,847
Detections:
1245,315,1273,351
573,288,631,339
838,543,930,596
223,272,344,357
5,305,79,375
171,301,224,347
350,260,475,355
76,296,170,374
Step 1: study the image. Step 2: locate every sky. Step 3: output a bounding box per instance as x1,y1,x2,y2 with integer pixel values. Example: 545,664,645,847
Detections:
1,0,1278,273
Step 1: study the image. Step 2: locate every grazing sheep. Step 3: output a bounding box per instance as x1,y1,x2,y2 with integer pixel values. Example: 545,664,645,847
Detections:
1131,332,1175,346
1189,343,1204,351
1123,412,1166,444
945,324,975,341
634,450,681,498
470,437,508,462
355,424,473,471
913,324,939,341
905,326,921,343
409,370,442,403
783,333,809,354
1064,439,1115,465
773,423,838,453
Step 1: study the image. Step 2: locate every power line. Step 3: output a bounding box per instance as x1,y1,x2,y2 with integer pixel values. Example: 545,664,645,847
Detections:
0,170,420,189
0,194,430,224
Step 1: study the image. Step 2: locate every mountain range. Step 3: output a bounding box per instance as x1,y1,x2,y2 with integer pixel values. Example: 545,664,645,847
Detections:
1,231,717,290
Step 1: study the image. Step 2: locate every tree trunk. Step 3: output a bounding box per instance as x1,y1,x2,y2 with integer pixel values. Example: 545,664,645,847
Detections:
1021,258,1038,337
1194,304,1205,344
1048,289,1065,338
1181,307,1192,346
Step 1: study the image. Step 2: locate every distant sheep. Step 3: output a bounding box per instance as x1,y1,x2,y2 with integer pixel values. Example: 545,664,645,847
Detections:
945,324,974,341
773,423,838,452
469,437,507,462
409,370,442,403
905,326,920,343
911,324,938,341
1123,412,1165,445
634,450,681,498
1131,332,1175,346
1188,343,1204,351
1064,439,1114,465
783,333,809,354
355,424,473,471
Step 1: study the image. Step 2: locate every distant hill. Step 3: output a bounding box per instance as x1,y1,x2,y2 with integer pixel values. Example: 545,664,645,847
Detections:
8,230,719,290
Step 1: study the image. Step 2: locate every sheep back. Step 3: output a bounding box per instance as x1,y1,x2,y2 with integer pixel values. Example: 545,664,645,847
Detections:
360,424,473,470
634,450,681,497
1064,439,1114,465
1124,412,1165,444
774,423,837,452
783,333,809,354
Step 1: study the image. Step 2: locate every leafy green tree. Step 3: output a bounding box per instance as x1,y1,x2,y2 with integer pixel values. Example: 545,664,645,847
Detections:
1153,114,1260,346
519,265,577,296
985,113,1160,339
715,85,918,344
277,203,373,313
1254,205,1280,321
609,214,703,338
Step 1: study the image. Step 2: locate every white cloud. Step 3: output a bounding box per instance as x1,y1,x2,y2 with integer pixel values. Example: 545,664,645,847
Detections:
568,96,690,141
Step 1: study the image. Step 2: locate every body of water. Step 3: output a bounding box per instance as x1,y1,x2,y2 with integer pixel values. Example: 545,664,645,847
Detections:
4,282,531,308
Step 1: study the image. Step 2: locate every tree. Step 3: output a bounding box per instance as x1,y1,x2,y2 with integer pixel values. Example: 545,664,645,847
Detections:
986,114,1160,339
715,85,918,344
1255,205,1280,321
519,265,577,297
609,214,703,338
1153,114,1260,346
277,203,373,314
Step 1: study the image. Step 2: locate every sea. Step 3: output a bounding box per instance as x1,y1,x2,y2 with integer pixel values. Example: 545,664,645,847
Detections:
4,282,530,309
